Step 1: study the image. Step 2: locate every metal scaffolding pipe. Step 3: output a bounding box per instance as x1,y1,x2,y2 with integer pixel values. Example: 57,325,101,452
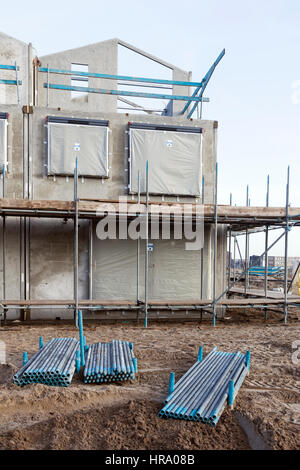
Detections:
264,175,270,320
88,220,93,300
74,158,79,328
284,166,290,324
144,161,149,328
137,171,140,304
245,185,249,293
212,163,218,327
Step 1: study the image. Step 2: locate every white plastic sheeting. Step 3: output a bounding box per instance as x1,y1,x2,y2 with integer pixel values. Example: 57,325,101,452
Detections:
0,119,7,171
129,128,202,196
92,235,201,301
47,122,109,176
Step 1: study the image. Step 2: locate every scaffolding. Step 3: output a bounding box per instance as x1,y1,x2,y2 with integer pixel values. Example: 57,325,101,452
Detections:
0,52,299,327
0,161,299,327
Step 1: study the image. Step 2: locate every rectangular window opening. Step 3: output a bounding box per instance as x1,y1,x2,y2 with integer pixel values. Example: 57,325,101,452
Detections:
71,63,88,101
0,116,8,173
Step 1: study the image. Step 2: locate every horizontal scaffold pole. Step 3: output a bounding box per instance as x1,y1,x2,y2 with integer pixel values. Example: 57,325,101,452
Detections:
0,64,19,71
40,66,205,88
0,79,22,85
43,83,209,102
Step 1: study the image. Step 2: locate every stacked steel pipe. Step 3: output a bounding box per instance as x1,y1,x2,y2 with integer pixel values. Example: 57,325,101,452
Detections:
13,338,79,387
83,340,137,383
158,347,250,426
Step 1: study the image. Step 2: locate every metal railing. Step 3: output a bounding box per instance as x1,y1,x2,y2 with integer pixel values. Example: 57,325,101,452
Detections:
38,49,225,117
0,62,22,104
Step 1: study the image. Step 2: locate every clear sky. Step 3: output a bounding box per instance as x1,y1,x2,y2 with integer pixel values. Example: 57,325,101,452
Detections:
1,0,300,256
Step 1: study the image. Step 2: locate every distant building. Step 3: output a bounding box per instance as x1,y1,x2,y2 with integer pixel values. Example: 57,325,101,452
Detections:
268,256,300,276
250,255,262,267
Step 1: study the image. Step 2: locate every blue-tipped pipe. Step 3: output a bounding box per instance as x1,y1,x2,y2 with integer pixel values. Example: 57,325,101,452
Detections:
75,350,80,373
228,380,234,408
133,357,138,373
39,336,44,350
23,352,28,366
198,346,203,362
129,342,133,350
246,350,250,371
168,372,175,395
78,310,85,367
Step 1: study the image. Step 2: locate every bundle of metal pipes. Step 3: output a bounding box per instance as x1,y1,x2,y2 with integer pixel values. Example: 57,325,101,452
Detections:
83,340,138,383
158,346,250,426
13,338,79,387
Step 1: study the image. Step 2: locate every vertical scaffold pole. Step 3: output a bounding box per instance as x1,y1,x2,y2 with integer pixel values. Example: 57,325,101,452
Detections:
78,310,85,367
264,175,270,320
212,162,218,327
144,161,149,328
74,158,79,328
228,188,233,288
284,166,290,325
233,236,236,282
2,163,6,304
136,171,141,322
137,171,140,304
200,176,205,313
88,220,93,300
47,64,49,108
228,227,232,288
15,61,20,105
245,185,249,294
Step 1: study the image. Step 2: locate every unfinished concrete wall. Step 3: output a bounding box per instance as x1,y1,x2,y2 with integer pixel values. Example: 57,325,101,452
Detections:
0,105,23,197
0,32,35,105
172,69,191,115
29,218,89,320
30,107,217,203
37,39,118,113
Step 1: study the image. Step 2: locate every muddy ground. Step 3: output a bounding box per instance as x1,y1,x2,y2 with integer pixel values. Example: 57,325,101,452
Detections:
0,309,299,450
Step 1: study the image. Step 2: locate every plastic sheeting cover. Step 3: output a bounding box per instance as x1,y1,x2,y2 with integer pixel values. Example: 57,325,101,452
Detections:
92,236,201,301
0,119,7,171
129,128,202,196
48,123,108,176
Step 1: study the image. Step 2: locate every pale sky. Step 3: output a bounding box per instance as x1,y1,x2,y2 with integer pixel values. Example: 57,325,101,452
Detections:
1,0,300,256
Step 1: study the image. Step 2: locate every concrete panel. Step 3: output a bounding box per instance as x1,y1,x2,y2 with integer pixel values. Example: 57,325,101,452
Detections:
37,39,118,113
0,32,33,105
0,105,23,198
31,107,216,204
29,218,89,320
0,217,21,320
172,68,191,115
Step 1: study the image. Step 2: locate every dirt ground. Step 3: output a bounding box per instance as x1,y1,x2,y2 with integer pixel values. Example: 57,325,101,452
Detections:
0,310,299,450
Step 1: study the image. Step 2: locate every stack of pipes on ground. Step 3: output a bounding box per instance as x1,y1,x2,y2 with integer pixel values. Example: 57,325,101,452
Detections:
158,346,250,426
13,310,138,388
83,340,137,383
13,337,79,387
